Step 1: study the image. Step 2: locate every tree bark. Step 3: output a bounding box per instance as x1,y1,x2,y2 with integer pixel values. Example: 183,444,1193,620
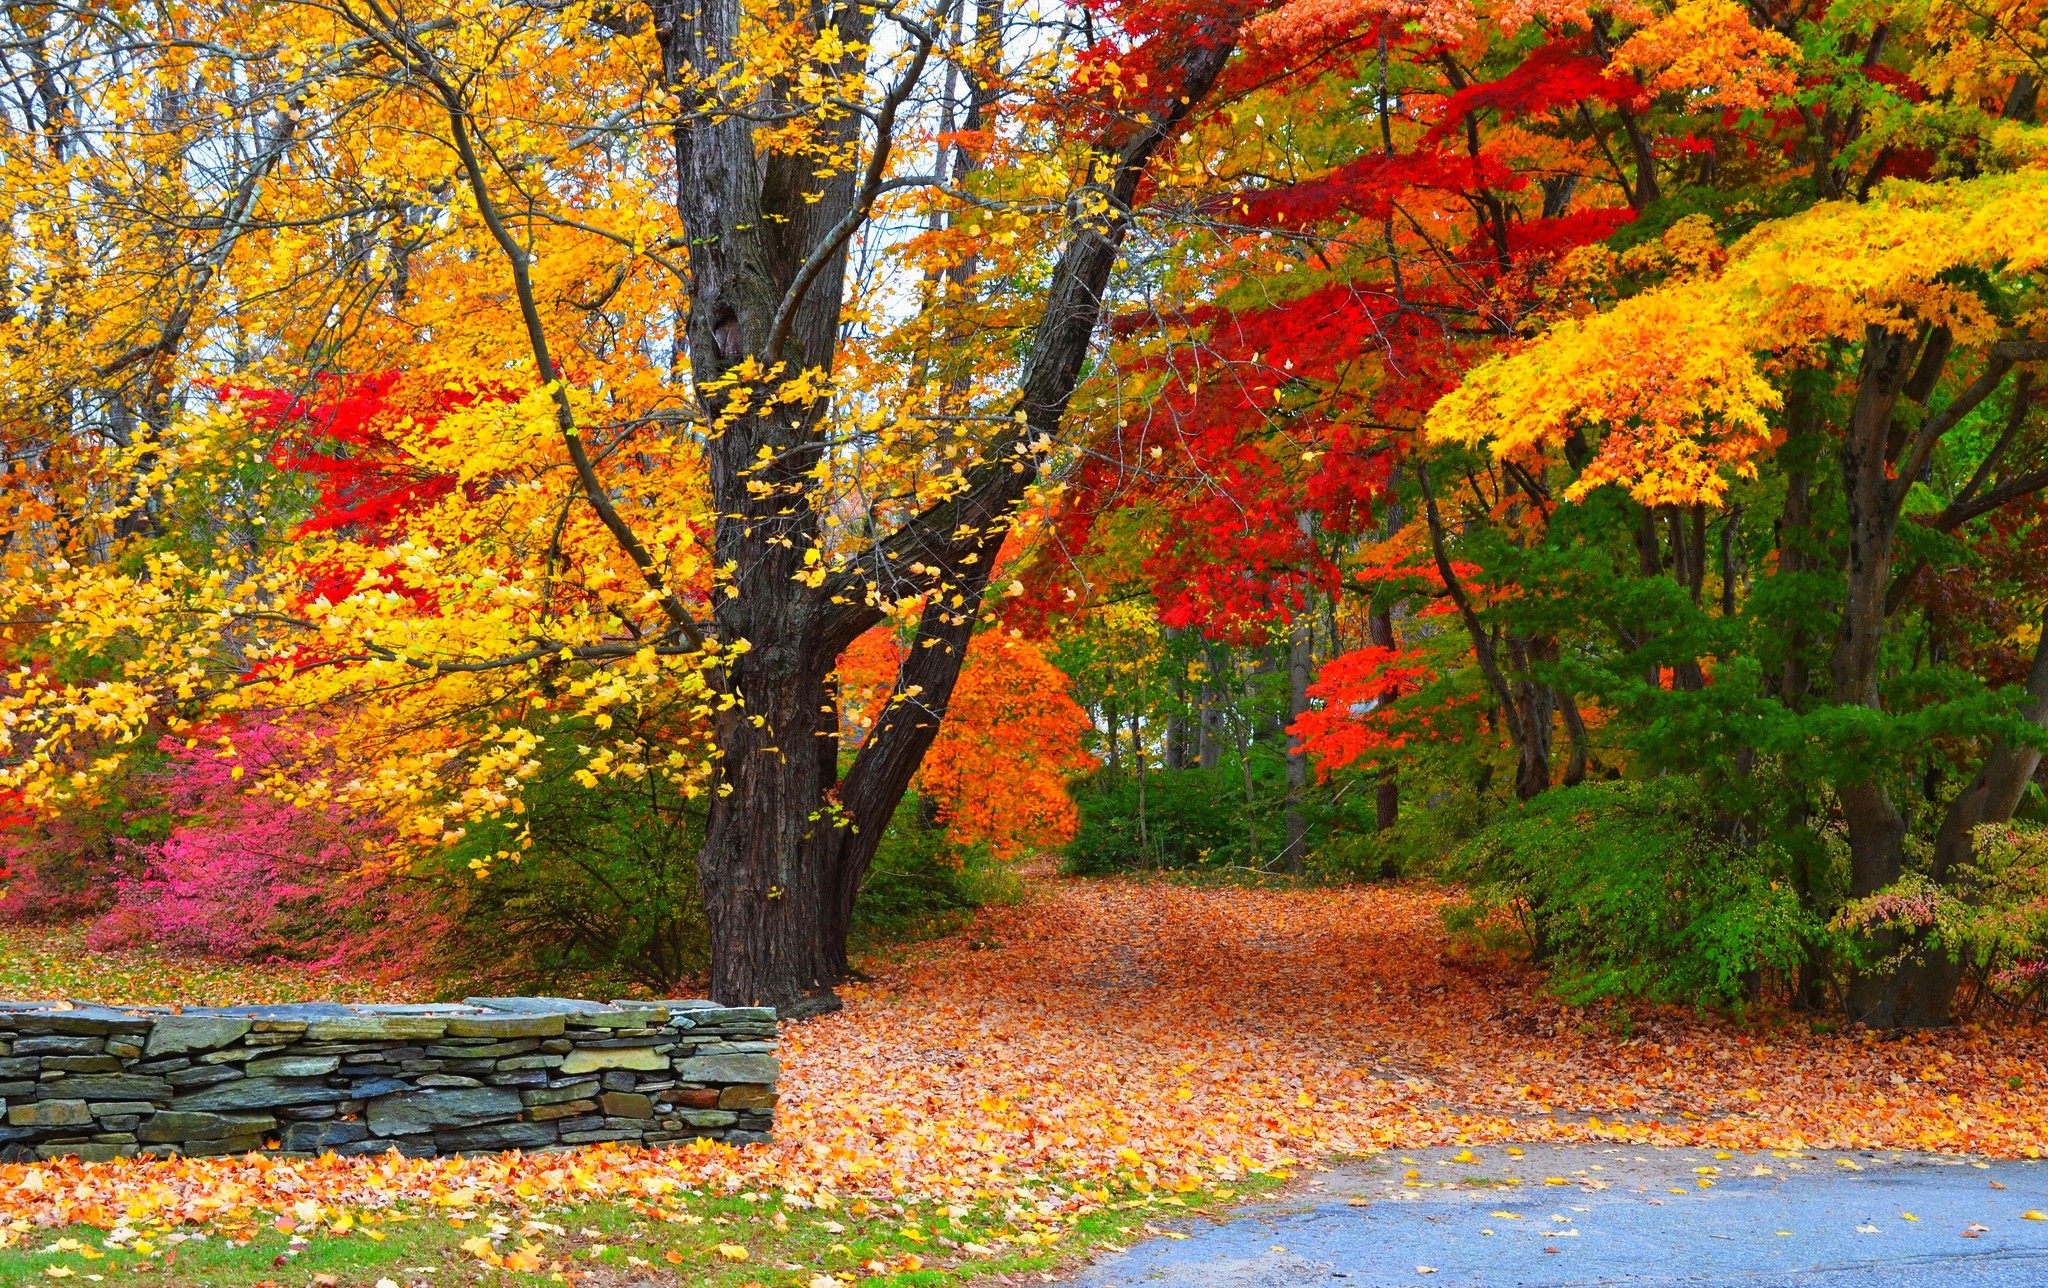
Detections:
1369,603,1399,829
1282,605,1312,871
655,0,1241,1005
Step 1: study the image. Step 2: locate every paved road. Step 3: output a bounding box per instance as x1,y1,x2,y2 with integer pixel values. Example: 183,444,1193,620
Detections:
1067,1144,2048,1286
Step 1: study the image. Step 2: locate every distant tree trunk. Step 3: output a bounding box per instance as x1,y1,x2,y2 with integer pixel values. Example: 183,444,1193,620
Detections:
1282,606,1312,872
1132,714,1149,864
1164,627,1190,770
1198,645,1225,770
1369,603,1399,830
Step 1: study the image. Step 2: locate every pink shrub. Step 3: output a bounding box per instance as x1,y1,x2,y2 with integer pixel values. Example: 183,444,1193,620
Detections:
83,724,452,982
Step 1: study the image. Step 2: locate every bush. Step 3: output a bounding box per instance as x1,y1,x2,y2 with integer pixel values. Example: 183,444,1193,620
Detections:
1064,768,1249,874
849,794,1024,949
437,722,710,998
1444,779,1821,1007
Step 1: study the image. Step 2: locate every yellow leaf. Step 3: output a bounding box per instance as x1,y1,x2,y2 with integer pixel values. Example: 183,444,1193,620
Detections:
716,1243,750,1261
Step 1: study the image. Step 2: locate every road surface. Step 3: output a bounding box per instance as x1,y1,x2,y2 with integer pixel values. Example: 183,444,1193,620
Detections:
1066,1143,2048,1286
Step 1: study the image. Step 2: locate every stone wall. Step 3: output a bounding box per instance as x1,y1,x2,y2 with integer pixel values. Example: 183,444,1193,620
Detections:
0,997,777,1163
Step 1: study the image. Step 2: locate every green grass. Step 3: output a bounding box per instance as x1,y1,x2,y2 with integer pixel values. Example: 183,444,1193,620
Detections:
0,1178,1284,1286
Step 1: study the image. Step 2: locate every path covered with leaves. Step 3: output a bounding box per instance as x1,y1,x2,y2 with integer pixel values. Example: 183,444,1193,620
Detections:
0,876,2043,1249
786,876,2048,1195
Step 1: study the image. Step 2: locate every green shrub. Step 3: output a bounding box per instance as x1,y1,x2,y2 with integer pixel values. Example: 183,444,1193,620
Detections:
850,795,1023,949
438,749,710,998
1445,779,1821,1007
1064,768,1248,874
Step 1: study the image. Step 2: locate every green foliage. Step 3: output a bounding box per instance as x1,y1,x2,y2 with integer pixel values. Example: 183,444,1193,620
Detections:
1445,780,1826,1007
438,736,710,998
1064,768,1252,874
850,794,1025,948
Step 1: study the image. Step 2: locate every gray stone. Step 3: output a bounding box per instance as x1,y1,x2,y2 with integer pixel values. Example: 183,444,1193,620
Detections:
559,1046,666,1075
14,1036,103,1056
0,1058,37,1078
415,1074,483,1088
304,1015,448,1041
521,1079,600,1107
426,1039,539,1059
598,1092,654,1119
244,1055,340,1078
15,1009,148,1036
103,1040,143,1059
364,1086,522,1137
184,1133,265,1158
330,1137,405,1157
559,1126,642,1143
685,1007,777,1027
87,1102,158,1117
466,996,613,1016
673,1053,779,1084
433,1121,557,1153
144,1016,252,1058
677,1108,739,1128
37,1075,170,1102
487,1070,550,1088
138,1111,277,1143
494,1055,563,1071
165,1066,243,1089
41,1056,121,1073
444,1013,564,1039
9,1100,90,1127
347,1077,411,1099
41,1142,133,1161
280,1120,370,1152
172,1078,349,1111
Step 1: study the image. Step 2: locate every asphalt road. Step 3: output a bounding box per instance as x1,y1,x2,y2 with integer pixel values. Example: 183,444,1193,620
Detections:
1066,1143,2048,1286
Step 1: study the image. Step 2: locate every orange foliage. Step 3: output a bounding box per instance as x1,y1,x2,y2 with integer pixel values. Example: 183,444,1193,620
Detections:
838,632,1096,859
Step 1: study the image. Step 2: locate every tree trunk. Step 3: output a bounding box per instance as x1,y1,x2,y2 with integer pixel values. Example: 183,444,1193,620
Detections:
1832,326,1964,1027
1198,644,1225,770
1282,606,1312,871
1369,603,1399,829
656,0,1242,1004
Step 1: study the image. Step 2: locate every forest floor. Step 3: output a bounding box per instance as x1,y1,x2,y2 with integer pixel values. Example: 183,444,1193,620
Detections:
0,871,2045,1286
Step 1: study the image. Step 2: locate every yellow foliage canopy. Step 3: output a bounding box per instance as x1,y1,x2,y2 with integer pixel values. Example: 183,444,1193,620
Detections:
1427,170,2048,506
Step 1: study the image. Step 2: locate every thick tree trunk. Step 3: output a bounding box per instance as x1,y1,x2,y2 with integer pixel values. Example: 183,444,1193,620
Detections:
657,0,1240,1005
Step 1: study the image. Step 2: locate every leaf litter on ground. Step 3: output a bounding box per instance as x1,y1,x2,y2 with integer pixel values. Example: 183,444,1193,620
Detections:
1,874,2043,1258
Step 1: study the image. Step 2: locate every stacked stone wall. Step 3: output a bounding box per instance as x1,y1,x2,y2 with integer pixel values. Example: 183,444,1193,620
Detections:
0,997,776,1162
